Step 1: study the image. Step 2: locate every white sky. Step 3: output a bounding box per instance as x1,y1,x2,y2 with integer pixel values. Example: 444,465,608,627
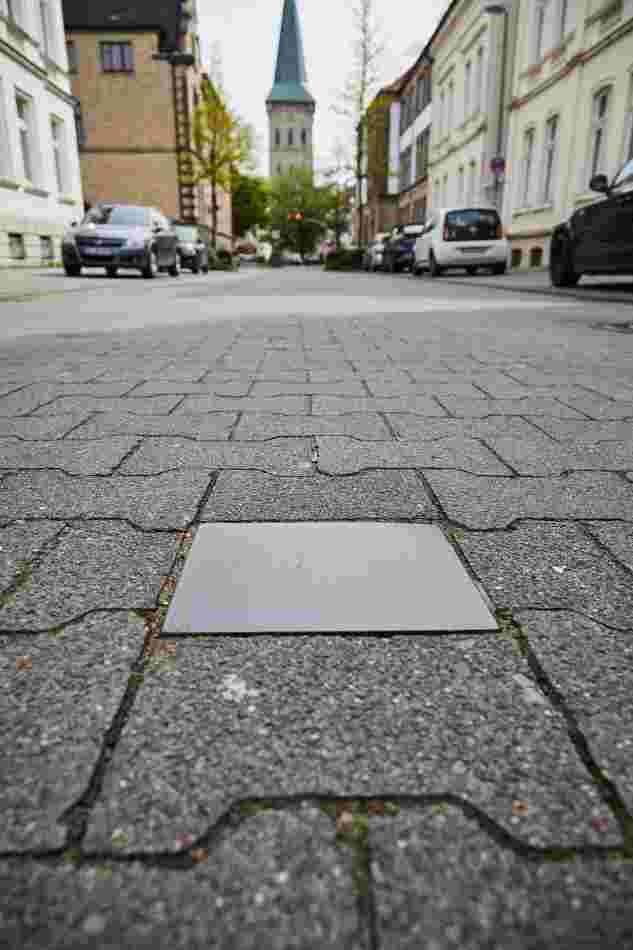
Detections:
196,0,448,178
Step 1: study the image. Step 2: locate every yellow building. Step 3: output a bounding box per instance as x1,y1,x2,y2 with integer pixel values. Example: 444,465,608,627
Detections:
503,0,633,269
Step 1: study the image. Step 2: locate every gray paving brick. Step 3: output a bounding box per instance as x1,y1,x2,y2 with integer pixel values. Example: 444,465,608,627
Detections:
316,437,512,475
0,523,178,630
202,471,437,521
177,395,309,413
425,471,633,528
0,413,93,439
459,523,633,628
0,437,139,474
371,808,633,950
312,396,448,415
0,612,145,850
518,609,633,816
554,394,633,420
33,396,182,415
0,383,138,416
386,415,539,441
233,412,392,440
83,635,606,852
250,380,367,397
534,419,633,442
129,380,253,397
487,436,633,475
0,808,360,949
65,411,238,440
438,397,586,418
119,438,313,475
583,521,633,573
0,471,211,529
0,521,62,588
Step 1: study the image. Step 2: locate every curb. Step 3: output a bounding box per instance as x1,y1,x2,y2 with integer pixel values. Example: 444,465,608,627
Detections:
416,273,633,306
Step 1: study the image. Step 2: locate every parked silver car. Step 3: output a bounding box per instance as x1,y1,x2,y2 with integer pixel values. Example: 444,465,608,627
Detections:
362,233,389,272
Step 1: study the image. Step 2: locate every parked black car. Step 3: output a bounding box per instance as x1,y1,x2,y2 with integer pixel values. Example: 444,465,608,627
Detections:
382,224,425,273
62,204,180,278
550,158,633,287
172,221,210,273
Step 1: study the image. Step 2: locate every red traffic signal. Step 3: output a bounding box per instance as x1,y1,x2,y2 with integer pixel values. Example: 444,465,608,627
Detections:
287,212,304,221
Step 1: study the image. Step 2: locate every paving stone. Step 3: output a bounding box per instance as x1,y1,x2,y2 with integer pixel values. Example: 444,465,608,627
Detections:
0,383,138,416
0,437,140,474
316,437,512,475
459,523,633,629
201,471,438,521
177,396,310,413
535,419,633,442
582,521,633,573
84,635,607,852
555,394,633,420
386,415,539,441
65,411,238,440
0,414,91,439
0,523,178,630
119,438,313,475
487,436,633,475
0,612,145,850
233,412,392,440
250,380,367,397
33,396,183,415
437,397,586,418
425,472,633,528
0,808,360,949
0,521,62,588
0,471,212,529
517,609,633,816
129,380,253,397
312,396,448,415
371,807,633,950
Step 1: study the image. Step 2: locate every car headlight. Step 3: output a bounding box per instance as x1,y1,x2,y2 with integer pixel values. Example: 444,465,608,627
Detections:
126,237,146,249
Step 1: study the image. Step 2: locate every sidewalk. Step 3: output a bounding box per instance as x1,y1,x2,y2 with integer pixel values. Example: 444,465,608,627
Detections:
435,266,633,305
0,277,632,948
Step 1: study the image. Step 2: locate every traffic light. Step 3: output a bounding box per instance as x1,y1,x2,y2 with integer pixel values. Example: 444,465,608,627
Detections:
287,212,304,221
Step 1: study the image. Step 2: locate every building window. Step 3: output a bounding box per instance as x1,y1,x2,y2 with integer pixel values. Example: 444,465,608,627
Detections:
559,0,568,40
288,128,293,147
5,0,22,26
521,127,535,206
415,128,429,180
39,0,53,59
457,166,464,203
439,89,445,138
0,80,11,177
50,116,66,193
74,100,86,148
447,80,454,133
301,128,307,146
532,1,548,64
542,115,558,203
623,74,633,162
15,92,34,182
274,128,280,147
100,41,134,73
40,235,53,259
66,40,78,74
474,47,484,113
464,61,471,119
590,86,610,179
9,233,25,259
442,173,448,206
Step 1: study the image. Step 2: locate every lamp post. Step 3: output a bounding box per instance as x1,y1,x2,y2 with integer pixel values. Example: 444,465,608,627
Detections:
483,2,510,211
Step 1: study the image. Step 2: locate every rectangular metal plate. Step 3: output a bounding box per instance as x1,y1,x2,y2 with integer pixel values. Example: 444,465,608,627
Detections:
164,523,497,634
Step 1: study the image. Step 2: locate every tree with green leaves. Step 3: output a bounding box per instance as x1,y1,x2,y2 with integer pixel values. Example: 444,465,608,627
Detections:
188,75,255,249
231,173,270,238
268,167,339,257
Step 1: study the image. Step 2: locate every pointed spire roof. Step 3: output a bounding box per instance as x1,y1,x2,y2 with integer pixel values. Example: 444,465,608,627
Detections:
267,0,315,106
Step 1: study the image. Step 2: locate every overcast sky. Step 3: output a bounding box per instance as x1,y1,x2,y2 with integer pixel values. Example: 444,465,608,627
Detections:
196,0,448,178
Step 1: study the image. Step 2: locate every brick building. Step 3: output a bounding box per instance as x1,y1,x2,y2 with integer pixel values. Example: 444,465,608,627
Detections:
62,0,231,246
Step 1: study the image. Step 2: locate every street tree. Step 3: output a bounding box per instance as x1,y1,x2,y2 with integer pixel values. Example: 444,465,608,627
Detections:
231,173,270,238
268,167,333,256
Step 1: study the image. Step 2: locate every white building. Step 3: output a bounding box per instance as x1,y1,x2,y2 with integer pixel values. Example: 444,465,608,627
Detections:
0,0,83,267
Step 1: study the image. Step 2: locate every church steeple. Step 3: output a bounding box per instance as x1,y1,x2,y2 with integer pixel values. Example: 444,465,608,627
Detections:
267,0,315,178
267,0,315,107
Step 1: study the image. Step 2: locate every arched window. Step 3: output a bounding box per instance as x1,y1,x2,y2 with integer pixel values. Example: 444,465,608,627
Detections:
301,128,307,146
275,129,281,147
288,128,294,147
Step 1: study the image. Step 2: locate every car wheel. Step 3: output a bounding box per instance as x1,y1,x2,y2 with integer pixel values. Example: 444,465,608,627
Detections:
105,265,118,278
142,248,159,279
429,252,442,278
550,237,580,288
466,266,478,276
64,263,81,277
191,259,200,274
492,263,507,276
168,253,181,277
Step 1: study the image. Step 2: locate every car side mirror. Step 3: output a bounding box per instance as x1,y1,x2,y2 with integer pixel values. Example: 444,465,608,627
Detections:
589,174,610,194
153,223,162,233
70,220,78,228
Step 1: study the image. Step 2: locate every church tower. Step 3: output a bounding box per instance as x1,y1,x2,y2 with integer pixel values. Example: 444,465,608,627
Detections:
266,0,315,179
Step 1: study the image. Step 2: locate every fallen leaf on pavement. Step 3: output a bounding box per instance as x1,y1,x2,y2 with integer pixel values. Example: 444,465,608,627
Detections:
16,655,32,673
511,799,529,818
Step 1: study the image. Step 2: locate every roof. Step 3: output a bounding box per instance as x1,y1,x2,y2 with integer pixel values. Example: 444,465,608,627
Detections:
267,0,315,106
61,0,182,50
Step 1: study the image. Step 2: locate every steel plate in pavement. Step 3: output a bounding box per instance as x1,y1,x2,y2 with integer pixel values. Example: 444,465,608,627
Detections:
164,523,497,634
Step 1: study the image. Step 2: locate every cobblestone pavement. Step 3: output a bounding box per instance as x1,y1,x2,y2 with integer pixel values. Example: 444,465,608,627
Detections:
1,268,632,948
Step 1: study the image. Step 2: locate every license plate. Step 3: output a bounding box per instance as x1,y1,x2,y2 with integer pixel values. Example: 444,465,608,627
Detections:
84,246,113,256
460,246,488,254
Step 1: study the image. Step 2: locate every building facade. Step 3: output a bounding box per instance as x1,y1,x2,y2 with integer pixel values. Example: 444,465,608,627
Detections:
503,0,633,270
0,0,83,266
396,52,433,225
267,0,315,179
357,81,400,242
63,0,231,246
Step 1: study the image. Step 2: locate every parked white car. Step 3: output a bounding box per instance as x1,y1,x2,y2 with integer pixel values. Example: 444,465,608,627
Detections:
362,232,390,272
413,207,509,277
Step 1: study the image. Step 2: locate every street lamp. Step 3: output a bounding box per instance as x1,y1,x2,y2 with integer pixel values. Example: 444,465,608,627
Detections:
483,1,510,210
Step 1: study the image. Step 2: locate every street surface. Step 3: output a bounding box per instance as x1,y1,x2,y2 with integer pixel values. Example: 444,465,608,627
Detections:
1,266,633,948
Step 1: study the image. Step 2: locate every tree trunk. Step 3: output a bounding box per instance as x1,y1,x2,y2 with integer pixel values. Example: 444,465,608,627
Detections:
211,180,218,250
356,121,364,247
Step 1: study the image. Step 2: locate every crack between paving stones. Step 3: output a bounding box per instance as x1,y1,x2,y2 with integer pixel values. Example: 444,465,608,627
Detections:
226,411,242,441
0,516,190,533
577,523,633,581
477,438,521,476
60,411,102,439
108,439,144,474
0,523,68,609
519,415,562,442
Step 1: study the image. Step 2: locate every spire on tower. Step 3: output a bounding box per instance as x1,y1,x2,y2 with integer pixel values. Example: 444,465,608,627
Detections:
267,0,315,107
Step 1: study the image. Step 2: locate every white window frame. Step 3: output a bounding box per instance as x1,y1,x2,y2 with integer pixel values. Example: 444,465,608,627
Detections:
541,114,558,204
589,86,611,180
4,0,23,27
457,166,464,203
0,78,12,178
439,88,445,139
474,46,484,114
50,114,66,193
39,0,51,58
558,0,568,42
521,127,535,207
623,73,633,163
464,61,471,120
15,90,35,183
447,80,454,133
532,1,548,65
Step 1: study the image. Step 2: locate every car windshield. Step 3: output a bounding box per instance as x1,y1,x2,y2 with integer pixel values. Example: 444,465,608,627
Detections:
444,209,500,241
83,206,150,227
174,225,198,241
